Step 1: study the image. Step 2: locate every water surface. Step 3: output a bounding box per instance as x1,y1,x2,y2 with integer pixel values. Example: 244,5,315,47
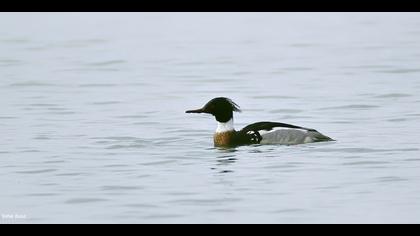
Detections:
1,13,420,223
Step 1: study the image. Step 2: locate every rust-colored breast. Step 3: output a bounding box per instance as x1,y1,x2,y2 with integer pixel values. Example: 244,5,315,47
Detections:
213,131,236,147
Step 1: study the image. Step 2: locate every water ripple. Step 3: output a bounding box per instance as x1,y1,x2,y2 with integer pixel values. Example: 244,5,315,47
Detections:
251,95,297,100
123,203,160,209
342,161,390,166
90,101,122,105
167,198,242,206
319,104,380,110
16,169,57,174
140,160,177,166
317,147,419,154
84,60,127,67
55,172,86,176
25,193,59,197
79,83,118,87
270,208,306,213
376,176,408,183
270,109,302,114
0,116,17,119
101,185,144,191
0,38,30,44
65,198,109,204
376,69,420,74
105,144,147,149
9,81,57,87
0,59,24,66
374,93,412,98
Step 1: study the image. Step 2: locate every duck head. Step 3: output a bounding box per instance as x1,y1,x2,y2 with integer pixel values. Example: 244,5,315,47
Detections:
185,97,241,123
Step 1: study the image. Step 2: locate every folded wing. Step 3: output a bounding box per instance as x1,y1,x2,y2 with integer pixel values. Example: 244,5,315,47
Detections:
239,121,333,145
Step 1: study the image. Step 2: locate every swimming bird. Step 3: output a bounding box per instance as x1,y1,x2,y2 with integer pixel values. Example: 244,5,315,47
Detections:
186,97,334,147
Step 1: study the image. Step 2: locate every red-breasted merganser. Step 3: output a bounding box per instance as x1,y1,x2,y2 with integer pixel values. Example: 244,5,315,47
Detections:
186,97,334,147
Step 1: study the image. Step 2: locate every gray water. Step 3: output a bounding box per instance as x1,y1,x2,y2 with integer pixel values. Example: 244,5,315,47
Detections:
1,13,420,224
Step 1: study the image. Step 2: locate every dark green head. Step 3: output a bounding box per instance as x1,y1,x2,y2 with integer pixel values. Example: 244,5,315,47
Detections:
186,97,241,122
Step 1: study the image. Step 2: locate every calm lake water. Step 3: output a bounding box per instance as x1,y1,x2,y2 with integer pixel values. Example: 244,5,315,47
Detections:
1,13,420,224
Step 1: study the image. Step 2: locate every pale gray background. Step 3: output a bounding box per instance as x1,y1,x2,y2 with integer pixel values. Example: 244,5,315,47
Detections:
0,13,420,223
